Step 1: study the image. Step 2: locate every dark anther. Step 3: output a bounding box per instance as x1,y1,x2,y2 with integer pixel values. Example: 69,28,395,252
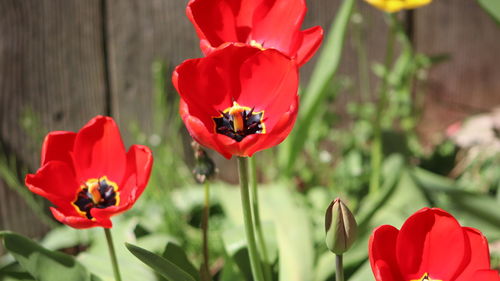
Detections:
73,178,118,219
213,108,264,142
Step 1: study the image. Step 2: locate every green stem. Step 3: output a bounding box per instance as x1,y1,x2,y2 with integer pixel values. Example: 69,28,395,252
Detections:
201,181,211,281
104,228,122,281
249,157,273,281
369,13,397,194
352,3,370,101
335,254,344,281
237,157,265,281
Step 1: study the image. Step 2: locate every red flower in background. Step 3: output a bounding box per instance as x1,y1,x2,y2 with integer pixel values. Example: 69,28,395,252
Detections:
187,0,323,66
369,208,500,281
25,116,153,229
173,43,298,159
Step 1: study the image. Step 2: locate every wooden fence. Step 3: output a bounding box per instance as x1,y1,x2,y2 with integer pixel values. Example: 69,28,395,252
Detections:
1,0,500,238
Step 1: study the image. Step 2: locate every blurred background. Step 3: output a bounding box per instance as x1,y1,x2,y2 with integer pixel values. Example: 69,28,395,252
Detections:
1,0,500,248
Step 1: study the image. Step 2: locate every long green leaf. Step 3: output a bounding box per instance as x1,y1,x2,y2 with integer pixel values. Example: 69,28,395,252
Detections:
279,0,355,175
0,232,92,281
411,167,500,239
477,0,500,25
162,242,199,281
126,243,196,281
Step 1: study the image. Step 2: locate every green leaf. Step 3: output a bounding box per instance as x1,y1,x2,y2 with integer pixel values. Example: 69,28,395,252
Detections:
411,167,500,240
125,243,196,281
0,261,35,280
90,274,104,281
162,242,199,280
279,0,356,175
216,184,314,281
477,0,500,25
0,232,91,281
314,162,430,281
218,254,245,281
41,226,91,251
77,219,160,281
357,155,405,229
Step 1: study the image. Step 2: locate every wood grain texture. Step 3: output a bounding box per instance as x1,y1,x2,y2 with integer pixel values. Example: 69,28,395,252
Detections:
105,0,201,144
0,0,107,236
1,0,500,238
414,0,500,141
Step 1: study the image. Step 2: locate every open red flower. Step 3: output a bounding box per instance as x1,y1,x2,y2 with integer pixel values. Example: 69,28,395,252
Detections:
25,116,153,229
186,0,323,66
369,207,500,281
173,43,298,159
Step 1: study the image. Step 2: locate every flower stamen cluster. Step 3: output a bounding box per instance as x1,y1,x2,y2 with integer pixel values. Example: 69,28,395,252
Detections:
213,101,265,142
73,176,120,219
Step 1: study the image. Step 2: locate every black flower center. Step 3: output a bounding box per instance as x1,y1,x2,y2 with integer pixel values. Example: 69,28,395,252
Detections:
73,176,119,219
213,101,265,142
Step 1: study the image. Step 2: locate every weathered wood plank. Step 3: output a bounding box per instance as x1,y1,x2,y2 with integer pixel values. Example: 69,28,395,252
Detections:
414,0,500,140
105,0,201,143
0,0,108,237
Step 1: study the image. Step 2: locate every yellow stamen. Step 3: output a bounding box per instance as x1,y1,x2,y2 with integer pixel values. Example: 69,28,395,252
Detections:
227,102,246,132
249,40,265,50
88,181,102,204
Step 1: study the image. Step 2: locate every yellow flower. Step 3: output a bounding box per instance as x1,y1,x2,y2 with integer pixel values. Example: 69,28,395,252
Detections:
365,0,432,13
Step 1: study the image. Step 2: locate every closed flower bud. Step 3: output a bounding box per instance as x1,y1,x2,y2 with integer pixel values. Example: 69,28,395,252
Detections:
325,198,358,254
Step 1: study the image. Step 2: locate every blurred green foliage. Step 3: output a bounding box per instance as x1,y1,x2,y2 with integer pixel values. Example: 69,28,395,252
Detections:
2,1,500,280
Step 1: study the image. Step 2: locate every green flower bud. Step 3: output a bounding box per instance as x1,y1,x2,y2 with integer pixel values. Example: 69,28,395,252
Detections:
325,198,358,254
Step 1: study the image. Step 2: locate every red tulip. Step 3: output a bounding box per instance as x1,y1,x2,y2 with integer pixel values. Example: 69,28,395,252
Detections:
173,43,299,159
369,208,500,281
186,0,324,66
25,116,153,229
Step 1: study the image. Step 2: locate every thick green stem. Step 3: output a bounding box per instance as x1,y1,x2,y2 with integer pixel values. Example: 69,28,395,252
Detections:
237,157,265,281
104,228,122,281
201,181,211,281
249,157,273,281
335,254,344,281
369,13,397,194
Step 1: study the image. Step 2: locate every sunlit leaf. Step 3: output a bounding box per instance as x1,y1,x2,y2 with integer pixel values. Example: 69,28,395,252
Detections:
0,232,92,281
126,243,196,281
279,0,356,175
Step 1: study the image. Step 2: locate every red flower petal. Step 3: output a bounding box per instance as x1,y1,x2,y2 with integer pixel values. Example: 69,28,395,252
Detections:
187,0,322,64
40,131,76,166
187,0,254,47
174,44,260,123
369,225,403,281
180,99,232,159
25,161,79,207
50,207,110,229
396,208,468,280
199,39,215,56
471,270,500,280
237,49,298,129
244,96,298,156
119,145,153,204
455,227,492,281
174,44,299,158
251,0,306,54
73,116,127,184
295,26,324,66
